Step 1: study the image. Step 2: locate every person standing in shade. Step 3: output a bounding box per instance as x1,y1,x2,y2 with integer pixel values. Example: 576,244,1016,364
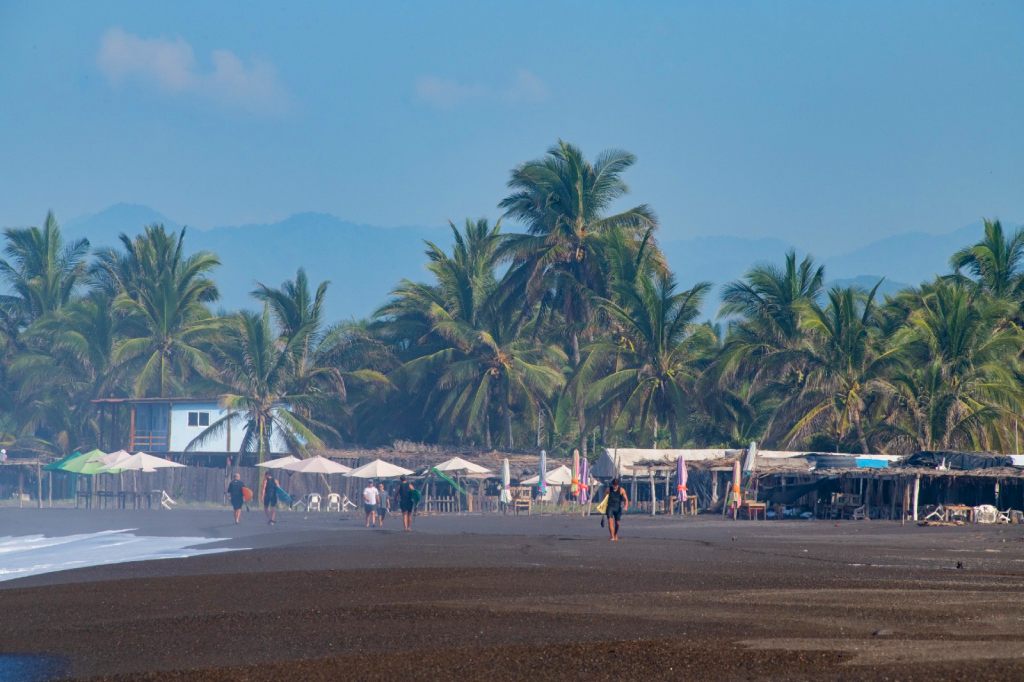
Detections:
397,475,416,532
261,471,279,525
376,482,390,528
604,478,629,541
226,472,245,524
363,480,380,527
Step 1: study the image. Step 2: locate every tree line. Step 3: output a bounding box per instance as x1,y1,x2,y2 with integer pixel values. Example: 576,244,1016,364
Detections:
2,141,1022,462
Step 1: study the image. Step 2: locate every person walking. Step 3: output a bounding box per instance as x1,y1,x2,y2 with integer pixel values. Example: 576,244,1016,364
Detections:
397,475,416,532
226,472,245,524
261,472,279,525
603,478,629,541
376,482,390,528
363,480,380,527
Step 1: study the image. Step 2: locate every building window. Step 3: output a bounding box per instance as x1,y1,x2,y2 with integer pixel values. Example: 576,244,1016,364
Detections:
188,411,210,427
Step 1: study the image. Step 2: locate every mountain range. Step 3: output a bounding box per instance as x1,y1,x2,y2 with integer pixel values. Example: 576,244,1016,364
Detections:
12,203,1013,321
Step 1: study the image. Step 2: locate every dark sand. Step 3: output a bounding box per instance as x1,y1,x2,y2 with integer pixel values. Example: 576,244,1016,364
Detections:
3,508,1024,680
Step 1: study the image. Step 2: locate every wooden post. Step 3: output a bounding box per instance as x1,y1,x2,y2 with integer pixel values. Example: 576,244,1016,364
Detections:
912,475,920,521
48,471,52,507
889,478,897,520
36,462,42,509
18,468,24,508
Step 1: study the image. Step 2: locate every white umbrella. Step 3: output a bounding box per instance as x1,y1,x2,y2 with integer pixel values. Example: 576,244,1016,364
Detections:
279,455,352,474
257,455,300,469
103,451,185,472
100,449,131,467
538,449,547,495
347,458,413,479
521,464,574,486
500,458,512,505
433,456,491,475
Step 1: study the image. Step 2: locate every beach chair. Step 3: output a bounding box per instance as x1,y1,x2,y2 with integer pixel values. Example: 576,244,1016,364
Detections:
159,490,177,510
325,493,342,512
340,494,357,512
306,493,322,512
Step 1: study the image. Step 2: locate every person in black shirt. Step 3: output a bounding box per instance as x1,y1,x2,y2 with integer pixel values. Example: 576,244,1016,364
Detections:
604,478,629,541
226,473,245,524
397,475,416,532
261,472,279,525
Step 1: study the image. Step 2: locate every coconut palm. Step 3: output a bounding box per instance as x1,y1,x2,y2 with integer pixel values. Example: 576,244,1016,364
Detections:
782,283,897,452
106,225,223,397
582,271,714,447
950,219,1024,299
882,281,1023,451
187,309,335,464
499,141,658,365
0,212,89,335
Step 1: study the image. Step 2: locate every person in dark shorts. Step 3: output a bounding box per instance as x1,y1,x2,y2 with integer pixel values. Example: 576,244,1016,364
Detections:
226,472,245,524
397,475,416,532
377,482,389,528
604,478,629,541
261,472,278,525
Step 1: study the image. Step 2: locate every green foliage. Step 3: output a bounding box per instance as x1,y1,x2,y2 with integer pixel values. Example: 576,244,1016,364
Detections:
1,144,1021,461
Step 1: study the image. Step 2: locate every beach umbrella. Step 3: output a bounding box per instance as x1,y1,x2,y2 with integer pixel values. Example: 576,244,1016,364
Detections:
43,450,82,472
500,458,512,505
100,450,131,467
57,449,109,475
432,456,491,475
578,458,589,505
521,465,574,486
537,450,547,496
106,452,185,472
279,455,351,474
676,455,688,503
732,458,742,505
743,441,758,473
347,458,413,479
571,449,580,497
256,455,300,469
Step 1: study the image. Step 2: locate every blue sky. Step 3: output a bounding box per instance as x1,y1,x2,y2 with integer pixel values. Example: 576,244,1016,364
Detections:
1,0,1021,254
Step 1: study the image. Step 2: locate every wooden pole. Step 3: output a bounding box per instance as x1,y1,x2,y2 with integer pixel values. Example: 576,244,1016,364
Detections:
36,462,42,509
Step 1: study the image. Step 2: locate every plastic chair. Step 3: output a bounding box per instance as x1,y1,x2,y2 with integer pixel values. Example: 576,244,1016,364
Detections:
306,493,322,512
325,493,341,512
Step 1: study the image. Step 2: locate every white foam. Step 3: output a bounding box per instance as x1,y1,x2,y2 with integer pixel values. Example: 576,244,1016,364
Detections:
0,529,242,582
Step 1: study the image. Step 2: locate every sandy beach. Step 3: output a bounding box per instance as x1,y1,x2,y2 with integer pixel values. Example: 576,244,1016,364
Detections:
2,508,1024,680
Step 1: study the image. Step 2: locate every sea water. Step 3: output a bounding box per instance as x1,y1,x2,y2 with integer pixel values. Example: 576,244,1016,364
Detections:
0,529,242,582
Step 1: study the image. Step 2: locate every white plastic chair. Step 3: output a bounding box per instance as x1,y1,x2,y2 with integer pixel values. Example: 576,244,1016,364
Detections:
159,490,177,510
306,493,322,512
341,495,357,512
325,493,342,512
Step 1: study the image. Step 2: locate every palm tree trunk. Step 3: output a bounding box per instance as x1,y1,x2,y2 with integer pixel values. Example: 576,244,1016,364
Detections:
571,331,581,366
506,405,514,449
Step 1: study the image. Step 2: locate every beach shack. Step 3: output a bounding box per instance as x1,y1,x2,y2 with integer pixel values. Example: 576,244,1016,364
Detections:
92,397,290,465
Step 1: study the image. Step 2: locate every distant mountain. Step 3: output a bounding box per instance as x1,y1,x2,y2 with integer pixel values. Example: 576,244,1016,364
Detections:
6,206,1018,322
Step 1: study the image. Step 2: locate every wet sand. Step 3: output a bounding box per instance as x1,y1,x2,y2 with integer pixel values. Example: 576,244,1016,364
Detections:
2,508,1024,680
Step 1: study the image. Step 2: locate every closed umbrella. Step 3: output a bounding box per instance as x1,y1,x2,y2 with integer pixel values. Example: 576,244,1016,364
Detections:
537,450,547,496
347,459,413,479
571,449,580,498
676,455,688,503
732,458,742,509
500,458,512,505
578,458,590,505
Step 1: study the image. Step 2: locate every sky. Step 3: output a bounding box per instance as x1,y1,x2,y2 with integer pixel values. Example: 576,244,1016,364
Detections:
0,0,1021,255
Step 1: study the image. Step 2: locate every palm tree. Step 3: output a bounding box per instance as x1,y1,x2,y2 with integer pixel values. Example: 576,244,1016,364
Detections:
380,219,565,447
0,212,89,335
582,271,714,447
105,225,223,397
499,141,658,365
187,310,335,465
950,219,1024,299
882,281,1023,451
783,283,897,452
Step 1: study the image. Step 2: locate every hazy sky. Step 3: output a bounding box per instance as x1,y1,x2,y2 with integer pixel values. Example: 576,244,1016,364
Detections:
1,1,1021,254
